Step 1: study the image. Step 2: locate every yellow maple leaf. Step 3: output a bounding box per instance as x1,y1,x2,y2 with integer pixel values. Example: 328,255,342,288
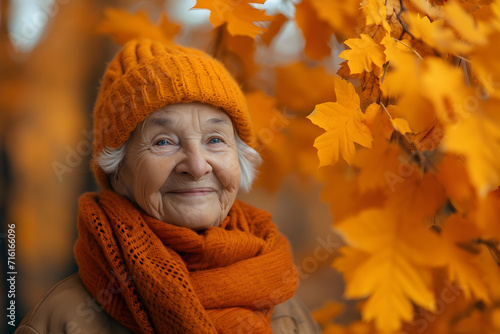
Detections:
311,301,344,326
452,305,500,334
285,118,324,180
391,117,412,134
421,57,469,125
245,90,294,191
337,63,383,111
275,62,336,116
192,0,271,38
494,308,500,332
308,77,373,166
477,242,500,301
474,187,500,239
444,0,489,46
442,99,500,196
361,0,391,32
295,0,334,60
381,33,416,63
405,118,444,152
218,30,258,79
363,103,395,139
437,154,476,213
308,0,359,41
404,12,471,54
470,31,500,97
260,13,288,46
406,0,444,20
404,268,472,334
386,0,404,33
97,8,180,45
493,0,500,30
333,246,370,284
381,51,421,99
340,34,386,75
321,164,387,223
388,98,437,137
441,214,498,302
352,138,402,193
246,90,321,191
382,55,439,134
387,172,448,221
334,208,445,331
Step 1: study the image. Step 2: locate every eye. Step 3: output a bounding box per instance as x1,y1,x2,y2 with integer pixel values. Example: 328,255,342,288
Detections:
155,139,169,146
208,137,224,144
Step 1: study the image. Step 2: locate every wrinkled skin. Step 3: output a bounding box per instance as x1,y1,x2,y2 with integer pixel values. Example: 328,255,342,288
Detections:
112,102,241,230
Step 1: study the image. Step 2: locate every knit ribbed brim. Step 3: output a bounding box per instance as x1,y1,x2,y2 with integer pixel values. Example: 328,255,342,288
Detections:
91,39,254,188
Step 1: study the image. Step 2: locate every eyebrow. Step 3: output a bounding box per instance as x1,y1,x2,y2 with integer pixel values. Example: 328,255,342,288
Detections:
207,117,232,126
147,116,232,128
149,117,172,127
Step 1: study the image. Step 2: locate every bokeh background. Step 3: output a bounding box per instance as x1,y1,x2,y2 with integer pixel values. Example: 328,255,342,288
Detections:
0,0,349,332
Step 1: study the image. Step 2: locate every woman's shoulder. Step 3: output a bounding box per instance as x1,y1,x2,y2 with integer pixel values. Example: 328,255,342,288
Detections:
15,274,131,334
271,296,322,334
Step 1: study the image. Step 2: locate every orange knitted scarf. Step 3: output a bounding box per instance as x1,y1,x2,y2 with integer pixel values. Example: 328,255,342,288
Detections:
74,189,299,334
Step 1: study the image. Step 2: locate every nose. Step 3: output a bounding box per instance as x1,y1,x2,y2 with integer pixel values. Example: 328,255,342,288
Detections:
174,144,212,179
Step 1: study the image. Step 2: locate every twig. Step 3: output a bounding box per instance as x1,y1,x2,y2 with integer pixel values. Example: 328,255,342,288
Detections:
475,238,500,267
380,101,411,143
455,55,471,64
381,61,389,84
392,37,423,60
379,101,393,120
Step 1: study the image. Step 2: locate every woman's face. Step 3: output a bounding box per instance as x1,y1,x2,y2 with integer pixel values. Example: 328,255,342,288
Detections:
112,102,241,230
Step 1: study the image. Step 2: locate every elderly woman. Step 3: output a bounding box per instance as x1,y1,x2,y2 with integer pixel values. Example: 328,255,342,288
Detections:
16,39,320,334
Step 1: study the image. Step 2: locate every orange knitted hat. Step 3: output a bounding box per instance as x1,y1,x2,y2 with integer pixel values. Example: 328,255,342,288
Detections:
92,38,253,188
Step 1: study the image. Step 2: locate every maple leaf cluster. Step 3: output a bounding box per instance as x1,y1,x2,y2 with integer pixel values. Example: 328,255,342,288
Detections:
307,0,500,333
97,0,500,332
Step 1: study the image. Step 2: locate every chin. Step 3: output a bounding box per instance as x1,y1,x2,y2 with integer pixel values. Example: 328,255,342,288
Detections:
162,201,223,230
184,220,218,231
168,214,219,230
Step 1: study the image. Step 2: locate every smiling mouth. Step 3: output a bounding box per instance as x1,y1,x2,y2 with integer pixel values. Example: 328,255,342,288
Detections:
168,188,215,196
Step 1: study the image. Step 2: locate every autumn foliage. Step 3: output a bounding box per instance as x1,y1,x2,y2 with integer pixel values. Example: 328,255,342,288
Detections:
98,0,500,333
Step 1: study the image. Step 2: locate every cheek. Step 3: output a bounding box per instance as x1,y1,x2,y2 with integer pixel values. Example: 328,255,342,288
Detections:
131,157,175,194
213,153,241,191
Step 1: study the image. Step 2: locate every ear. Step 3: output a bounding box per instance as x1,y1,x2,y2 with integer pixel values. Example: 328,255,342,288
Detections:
110,172,129,197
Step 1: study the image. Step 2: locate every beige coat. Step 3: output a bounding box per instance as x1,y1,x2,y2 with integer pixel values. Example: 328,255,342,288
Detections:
15,274,320,334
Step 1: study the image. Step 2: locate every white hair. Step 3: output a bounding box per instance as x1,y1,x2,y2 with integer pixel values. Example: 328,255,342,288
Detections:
94,133,262,193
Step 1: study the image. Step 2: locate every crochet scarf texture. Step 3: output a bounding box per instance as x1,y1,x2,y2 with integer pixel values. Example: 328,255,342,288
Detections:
74,189,299,334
